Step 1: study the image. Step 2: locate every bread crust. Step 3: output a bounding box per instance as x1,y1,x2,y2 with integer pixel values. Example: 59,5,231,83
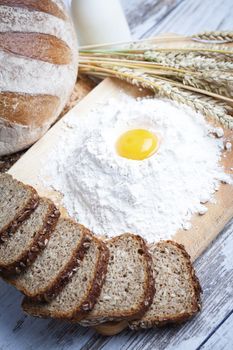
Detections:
129,240,202,330
0,199,60,275
0,119,55,156
0,92,60,127
0,177,39,242
70,235,110,321
0,1,78,156
22,235,110,320
79,233,155,326
0,0,67,20
0,32,72,65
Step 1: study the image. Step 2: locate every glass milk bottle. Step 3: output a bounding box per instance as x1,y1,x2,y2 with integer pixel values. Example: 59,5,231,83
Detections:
71,0,131,46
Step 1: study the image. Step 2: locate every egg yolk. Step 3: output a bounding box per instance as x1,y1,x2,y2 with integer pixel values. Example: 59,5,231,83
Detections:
116,129,159,160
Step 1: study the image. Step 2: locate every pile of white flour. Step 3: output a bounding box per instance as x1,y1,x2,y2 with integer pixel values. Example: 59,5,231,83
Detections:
39,95,232,243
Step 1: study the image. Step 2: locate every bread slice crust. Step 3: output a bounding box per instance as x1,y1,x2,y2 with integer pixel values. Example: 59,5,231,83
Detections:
0,174,39,241
129,240,202,330
6,219,91,302
79,233,155,326
72,235,110,321
22,235,110,321
0,198,60,275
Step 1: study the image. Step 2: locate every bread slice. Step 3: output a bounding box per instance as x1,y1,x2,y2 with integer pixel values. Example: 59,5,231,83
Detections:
0,197,60,275
0,173,39,241
22,235,109,321
79,233,155,326
6,218,90,301
129,241,202,330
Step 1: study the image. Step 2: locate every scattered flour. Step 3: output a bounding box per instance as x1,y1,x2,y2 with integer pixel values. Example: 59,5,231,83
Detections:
39,95,232,243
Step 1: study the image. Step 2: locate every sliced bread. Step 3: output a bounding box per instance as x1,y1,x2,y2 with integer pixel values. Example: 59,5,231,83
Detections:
0,173,39,241
6,218,90,301
22,235,109,321
129,240,202,330
79,233,155,326
0,197,60,275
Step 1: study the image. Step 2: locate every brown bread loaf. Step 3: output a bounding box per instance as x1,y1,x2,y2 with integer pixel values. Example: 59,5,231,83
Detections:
0,0,78,156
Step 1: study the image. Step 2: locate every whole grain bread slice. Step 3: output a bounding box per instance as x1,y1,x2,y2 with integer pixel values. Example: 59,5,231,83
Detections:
22,235,109,321
0,197,60,275
79,233,155,326
0,173,39,241
129,240,202,330
6,218,90,301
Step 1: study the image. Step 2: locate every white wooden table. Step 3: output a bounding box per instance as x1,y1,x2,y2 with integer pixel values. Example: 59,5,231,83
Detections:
1,1,233,349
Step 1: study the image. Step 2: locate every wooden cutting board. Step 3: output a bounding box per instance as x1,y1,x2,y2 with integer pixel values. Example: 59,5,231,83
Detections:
7,34,233,335
8,79,233,261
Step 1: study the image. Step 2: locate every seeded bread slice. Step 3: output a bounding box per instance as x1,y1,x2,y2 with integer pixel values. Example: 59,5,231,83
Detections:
0,198,60,275
7,218,90,301
22,235,109,321
0,173,39,241
129,241,202,330
79,233,155,326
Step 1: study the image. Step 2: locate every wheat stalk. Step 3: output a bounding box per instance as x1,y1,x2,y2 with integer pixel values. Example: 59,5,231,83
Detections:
116,68,233,129
144,51,233,71
192,31,233,43
80,58,233,103
159,86,233,129
82,44,233,57
79,63,233,128
79,31,233,129
80,54,233,101
183,75,232,98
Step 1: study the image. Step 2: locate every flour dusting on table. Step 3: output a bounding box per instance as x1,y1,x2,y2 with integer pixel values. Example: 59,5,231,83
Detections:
39,95,232,243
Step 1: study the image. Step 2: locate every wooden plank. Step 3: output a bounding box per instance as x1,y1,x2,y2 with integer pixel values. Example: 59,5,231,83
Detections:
136,0,233,37
201,312,233,350
121,0,182,38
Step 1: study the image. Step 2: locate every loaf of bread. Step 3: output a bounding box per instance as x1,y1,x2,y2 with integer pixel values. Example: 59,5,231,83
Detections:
0,0,78,156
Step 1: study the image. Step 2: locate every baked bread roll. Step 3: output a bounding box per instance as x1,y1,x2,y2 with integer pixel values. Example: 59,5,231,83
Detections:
0,0,78,156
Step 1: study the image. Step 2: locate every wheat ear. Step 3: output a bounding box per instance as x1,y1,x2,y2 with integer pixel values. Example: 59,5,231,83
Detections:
192,31,233,43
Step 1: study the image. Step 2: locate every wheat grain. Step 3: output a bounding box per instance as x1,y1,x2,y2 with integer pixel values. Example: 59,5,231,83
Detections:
157,83,233,129
79,34,233,129
201,71,233,83
183,75,232,98
192,31,233,43
106,66,233,129
144,51,233,71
